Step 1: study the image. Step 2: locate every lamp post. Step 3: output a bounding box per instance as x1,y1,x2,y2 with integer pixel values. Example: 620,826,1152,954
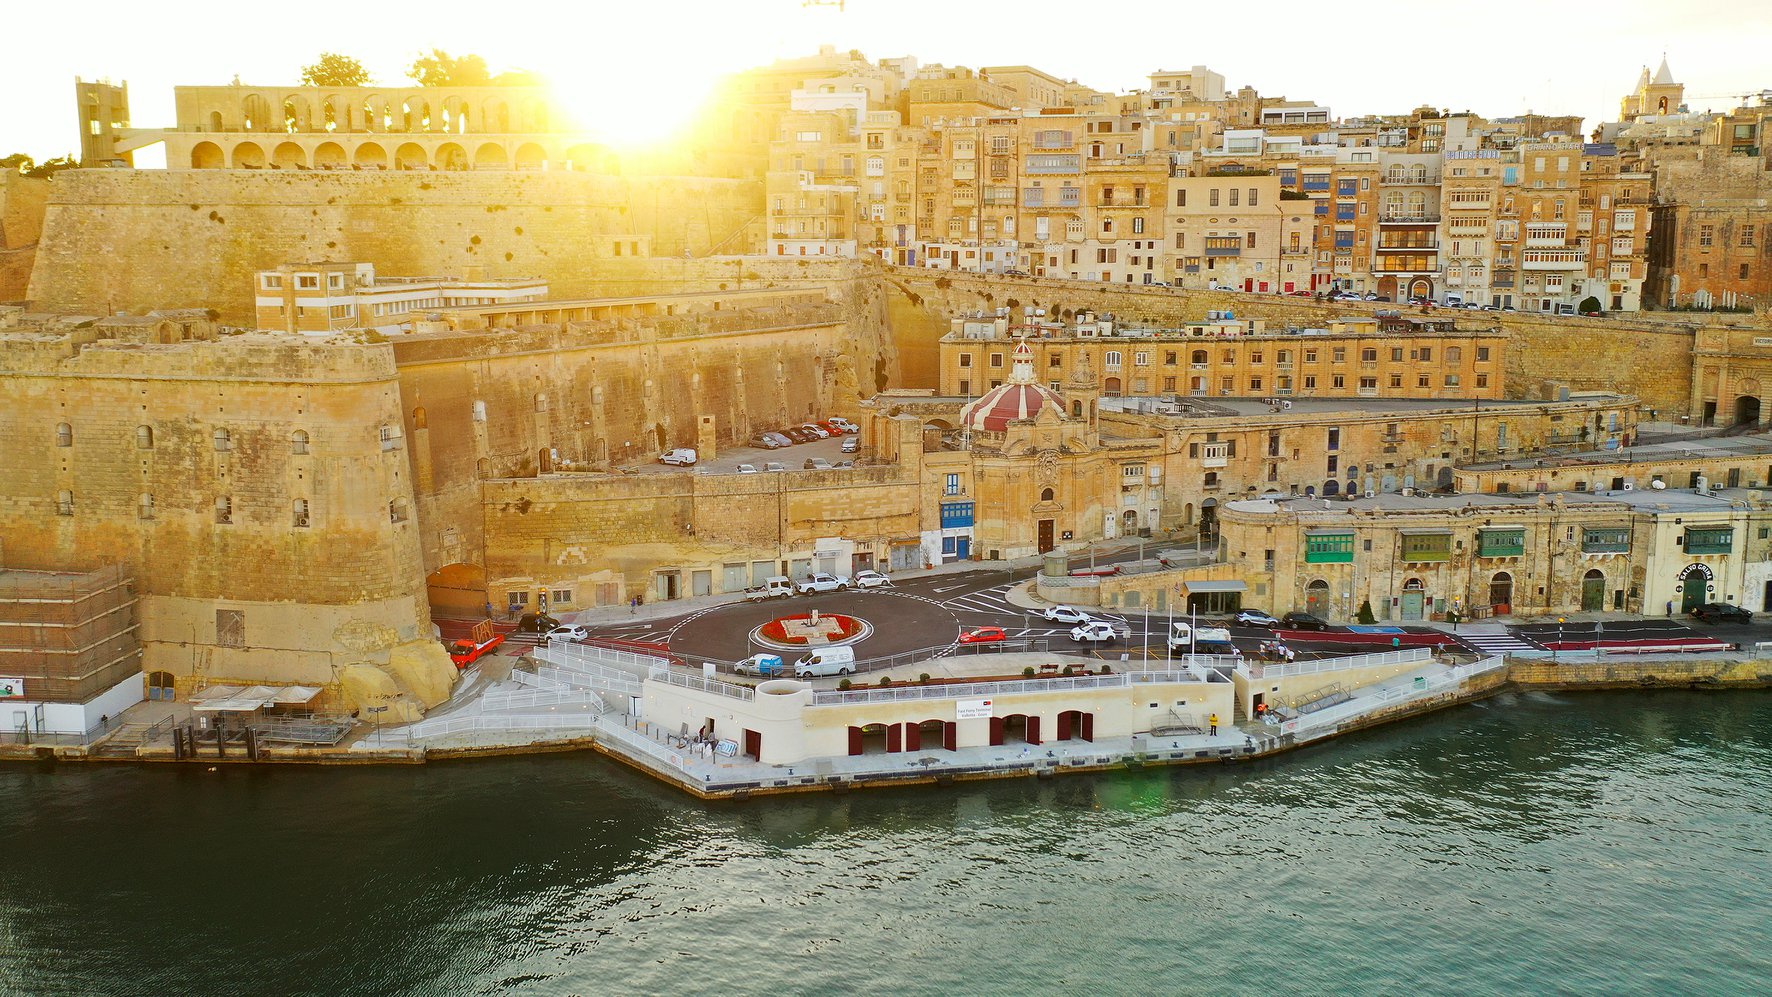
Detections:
1555,616,1565,662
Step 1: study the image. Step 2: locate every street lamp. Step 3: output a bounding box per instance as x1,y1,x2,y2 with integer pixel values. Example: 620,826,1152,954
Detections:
1555,616,1565,662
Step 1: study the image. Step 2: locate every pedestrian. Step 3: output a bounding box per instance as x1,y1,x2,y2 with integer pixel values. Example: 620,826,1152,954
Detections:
631,594,640,614
100,714,108,730
1209,712,1219,736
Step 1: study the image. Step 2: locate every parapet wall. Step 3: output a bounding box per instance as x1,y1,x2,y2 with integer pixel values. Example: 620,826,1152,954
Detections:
883,269,1752,418
26,170,764,322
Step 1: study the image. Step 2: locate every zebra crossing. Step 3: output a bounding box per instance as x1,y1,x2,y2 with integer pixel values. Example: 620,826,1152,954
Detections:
940,582,1021,615
1456,626,1540,655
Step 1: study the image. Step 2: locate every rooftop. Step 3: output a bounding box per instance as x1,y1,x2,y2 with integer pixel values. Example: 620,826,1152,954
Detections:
1228,485,1768,518
1460,432,1772,471
1102,394,1622,418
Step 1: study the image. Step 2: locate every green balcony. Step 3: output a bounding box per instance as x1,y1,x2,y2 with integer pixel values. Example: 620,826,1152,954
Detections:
1401,530,1453,562
1582,528,1630,554
1685,528,1733,555
1304,531,1355,563
1477,529,1525,558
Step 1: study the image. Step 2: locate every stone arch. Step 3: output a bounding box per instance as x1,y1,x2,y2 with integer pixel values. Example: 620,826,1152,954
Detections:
321,95,339,132
272,141,306,169
360,95,383,132
514,142,547,170
526,101,548,131
232,141,266,168
191,141,224,169
436,142,468,170
1305,579,1330,616
1489,571,1514,609
426,562,488,616
487,99,510,133
474,142,508,169
242,93,272,131
207,110,224,133
394,142,427,170
353,141,387,168
312,141,346,168
565,143,599,170
1040,487,1055,502
282,95,306,132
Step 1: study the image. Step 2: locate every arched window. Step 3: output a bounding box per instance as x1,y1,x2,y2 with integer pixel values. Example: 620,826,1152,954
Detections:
1040,487,1055,502
136,425,154,449
534,392,549,413
290,430,309,455
1191,349,1208,365
138,494,155,520
412,407,428,430
55,423,72,447
472,400,487,422
292,498,310,528
213,428,232,452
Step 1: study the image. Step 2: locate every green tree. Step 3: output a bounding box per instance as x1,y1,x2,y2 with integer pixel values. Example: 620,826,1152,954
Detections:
300,53,371,88
1357,599,1377,625
4,154,79,178
1578,295,1603,316
407,49,491,87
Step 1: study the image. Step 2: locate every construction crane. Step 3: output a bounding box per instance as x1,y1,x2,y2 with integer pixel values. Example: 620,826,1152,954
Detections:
1682,89,1772,108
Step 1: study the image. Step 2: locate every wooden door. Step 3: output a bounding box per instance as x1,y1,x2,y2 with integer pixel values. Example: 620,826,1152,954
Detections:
904,723,921,752
886,724,902,753
1080,713,1094,742
847,726,863,756
1038,519,1055,554
989,717,1004,746
1026,716,1042,745
943,721,957,751
1056,712,1073,741
743,728,761,760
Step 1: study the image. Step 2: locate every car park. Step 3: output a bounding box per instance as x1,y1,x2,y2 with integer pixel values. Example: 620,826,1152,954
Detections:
1039,605,1093,625
1235,609,1281,627
1690,602,1752,623
517,613,561,634
544,624,589,641
799,423,832,439
796,572,851,594
736,464,759,474
959,626,1007,644
749,434,784,449
841,437,859,453
659,448,698,466
853,570,893,589
763,432,794,448
764,461,787,472
803,457,833,470
1280,611,1329,631
828,417,860,434
779,427,809,444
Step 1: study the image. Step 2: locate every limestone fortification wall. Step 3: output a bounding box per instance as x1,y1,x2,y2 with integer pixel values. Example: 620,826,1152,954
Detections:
883,269,1764,418
26,170,764,322
0,174,50,301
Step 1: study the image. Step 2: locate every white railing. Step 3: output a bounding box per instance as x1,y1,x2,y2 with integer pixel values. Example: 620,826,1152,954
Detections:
547,638,671,671
479,688,604,712
1250,647,1432,680
647,666,756,702
398,711,604,742
812,671,1131,707
1279,656,1504,736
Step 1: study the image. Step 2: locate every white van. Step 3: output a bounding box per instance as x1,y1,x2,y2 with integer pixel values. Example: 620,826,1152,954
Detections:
794,646,856,677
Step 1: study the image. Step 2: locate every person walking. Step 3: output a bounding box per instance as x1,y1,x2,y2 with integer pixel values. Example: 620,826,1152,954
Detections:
1209,712,1219,736
630,594,640,615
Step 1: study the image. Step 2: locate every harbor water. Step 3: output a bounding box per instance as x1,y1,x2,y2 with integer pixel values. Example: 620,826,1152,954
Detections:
2,690,1768,996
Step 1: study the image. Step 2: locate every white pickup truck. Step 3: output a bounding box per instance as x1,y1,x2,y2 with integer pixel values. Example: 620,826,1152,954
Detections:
743,576,794,601
795,572,852,595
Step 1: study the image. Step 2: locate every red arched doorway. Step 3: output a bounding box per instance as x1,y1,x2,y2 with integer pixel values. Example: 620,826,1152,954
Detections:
1055,710,1095,742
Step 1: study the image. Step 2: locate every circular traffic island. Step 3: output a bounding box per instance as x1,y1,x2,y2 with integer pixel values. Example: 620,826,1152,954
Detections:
749,611,873,651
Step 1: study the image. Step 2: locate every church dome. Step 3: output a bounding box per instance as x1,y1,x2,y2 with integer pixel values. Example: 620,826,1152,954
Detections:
960,337,1066,432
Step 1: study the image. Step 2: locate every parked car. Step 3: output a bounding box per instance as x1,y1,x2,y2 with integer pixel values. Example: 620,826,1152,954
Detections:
1289,290,1314,297
1690,602,1752,623
659,448,698,466
749,434,784,449
1235,609,1282,628
1280,611,1330,631
959,626,1008,644
764,461,787,473
1376,295,1393,302
796,572,851,595
544,624,589,641
854,570,893,589
1040,605,1093,625
516,613,561,634
1070,621,1123,643
794,646,856,677
763,432,794,448
799,423,832,439
803,457,833,470
828,417,860,434
841,437,860,453
1363,292,1379,301
743,576,795,601
736,464,759,474
1002,268,1029,277
733,653,788,677
784,427,815,444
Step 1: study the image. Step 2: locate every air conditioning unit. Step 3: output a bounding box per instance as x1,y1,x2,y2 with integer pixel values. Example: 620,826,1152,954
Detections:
1364,490,1376,498
1401,487,1414,496
1622,481,1635,490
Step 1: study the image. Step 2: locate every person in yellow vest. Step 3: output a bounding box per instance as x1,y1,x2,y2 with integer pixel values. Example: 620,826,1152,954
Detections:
1209,712,1219,735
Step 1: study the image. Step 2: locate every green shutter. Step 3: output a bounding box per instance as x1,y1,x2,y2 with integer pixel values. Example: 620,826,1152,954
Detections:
1401,532,1452,562
1303,531,1355,563
1581,528,1630,553
1685,527,1733,555
1477,528,1525,557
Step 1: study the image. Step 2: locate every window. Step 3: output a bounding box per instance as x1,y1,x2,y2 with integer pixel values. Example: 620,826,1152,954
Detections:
1209,188,1220,207
1401,532,1453,561
389,498,408,524
1134,351,1151,366
379,424,402,451
1685,527,1733,554
1743,225,1757,248
507,591,530,612
215,496,232,525
297,274,319,289
138,493,155,520
261,274,283,290
989,353,1004,368
55,422,72,447
1446,347,1462,363
292,498,310,528
1582,528,1629,553
213,428,232,452
1445,375,1462,388
136,425,154,449
1700,225,1714,248
1478,528,1525,557
1361,348,1378,362
958,353,973,368
56,490,73,516
1476,346,1491,362
1304,531,1355,563
1105,351,1123,368
945,473,961,496
290,430,309,455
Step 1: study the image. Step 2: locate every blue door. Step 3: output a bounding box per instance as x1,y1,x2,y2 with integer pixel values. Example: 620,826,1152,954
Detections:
956,537,971,560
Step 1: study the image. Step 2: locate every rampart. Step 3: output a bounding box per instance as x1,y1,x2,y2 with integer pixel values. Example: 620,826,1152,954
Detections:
26,170,765,322
0,174,50,300
882,269,1767,418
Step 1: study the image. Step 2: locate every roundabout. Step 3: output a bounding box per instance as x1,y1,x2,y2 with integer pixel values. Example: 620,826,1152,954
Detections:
748,610,873,651
667,590,963,663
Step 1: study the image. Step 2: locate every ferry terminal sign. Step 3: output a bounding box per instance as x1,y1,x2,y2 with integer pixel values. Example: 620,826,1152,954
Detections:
0,677,23,699
955,699,993,720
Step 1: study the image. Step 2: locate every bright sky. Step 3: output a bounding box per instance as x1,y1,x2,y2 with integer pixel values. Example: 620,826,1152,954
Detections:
5,0,1769,166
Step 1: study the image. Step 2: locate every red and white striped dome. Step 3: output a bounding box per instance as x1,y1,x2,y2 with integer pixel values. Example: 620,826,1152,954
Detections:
960,338,1065,432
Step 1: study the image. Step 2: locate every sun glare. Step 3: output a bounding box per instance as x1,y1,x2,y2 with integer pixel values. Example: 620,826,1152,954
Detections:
548,65,726,151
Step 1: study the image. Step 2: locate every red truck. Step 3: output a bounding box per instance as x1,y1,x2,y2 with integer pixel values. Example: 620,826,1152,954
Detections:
448,620,506,669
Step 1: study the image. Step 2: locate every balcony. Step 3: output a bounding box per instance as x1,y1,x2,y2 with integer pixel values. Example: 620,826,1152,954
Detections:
1379,213,1441,224
1377,240,1439,251
1522,250,1584,271
1204,237,1243,258
1372,260,1439,274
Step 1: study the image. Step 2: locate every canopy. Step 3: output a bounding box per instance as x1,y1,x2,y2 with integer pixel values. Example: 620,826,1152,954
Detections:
1184,580,1248,594
190,684,317,713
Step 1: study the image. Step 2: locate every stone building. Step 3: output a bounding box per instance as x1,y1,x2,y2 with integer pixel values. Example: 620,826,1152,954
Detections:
254,262,548,335
0,565,144,736
1452,434,1772,494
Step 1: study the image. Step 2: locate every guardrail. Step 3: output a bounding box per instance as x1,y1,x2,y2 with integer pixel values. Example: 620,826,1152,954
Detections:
548,638,671,671
394,712,604,743
1278,656,1504,737
646,666,756,702
1249,647,1433,680
812,671,1131,706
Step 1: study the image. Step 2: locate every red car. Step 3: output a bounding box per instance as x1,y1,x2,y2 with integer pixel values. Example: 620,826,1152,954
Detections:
958,626,1008,644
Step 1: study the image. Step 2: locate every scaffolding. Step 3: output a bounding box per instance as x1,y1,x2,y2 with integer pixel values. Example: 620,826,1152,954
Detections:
0,565,142,703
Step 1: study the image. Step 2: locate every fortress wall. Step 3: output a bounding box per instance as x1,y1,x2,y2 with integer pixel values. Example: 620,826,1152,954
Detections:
26,170,764,322
0,174,51,300
883,270,1731,417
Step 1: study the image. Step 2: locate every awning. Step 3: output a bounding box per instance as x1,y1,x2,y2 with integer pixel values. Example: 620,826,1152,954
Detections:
190,684,314,713
269,686,321,705
1398,528,1453,536
1184,580,1248,594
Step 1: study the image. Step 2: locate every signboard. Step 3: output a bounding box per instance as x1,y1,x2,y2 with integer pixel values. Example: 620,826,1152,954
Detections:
955,698,994,720
0,677,24,699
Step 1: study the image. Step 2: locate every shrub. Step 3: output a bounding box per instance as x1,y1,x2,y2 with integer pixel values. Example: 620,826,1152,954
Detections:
1098,664,1113,674
1022,666,1036,678
879,676,892,687
837,678,851,690
1357,599,1377,625
918,672,931,684
1061,664,1075,676
1578,295,1603,316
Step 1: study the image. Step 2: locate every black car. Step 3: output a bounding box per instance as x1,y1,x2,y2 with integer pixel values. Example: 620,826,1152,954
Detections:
517,613,561,634
780,427,813,444
1689,602,1751,624
1280,611,1330,631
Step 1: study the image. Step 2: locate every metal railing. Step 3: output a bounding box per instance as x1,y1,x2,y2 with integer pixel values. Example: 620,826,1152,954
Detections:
479,688,605,712
1249,647,1433,680
646,666,756,702
813,671,1133,706
548,638,671,671
394,712,604,743
1279,656,1504,736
